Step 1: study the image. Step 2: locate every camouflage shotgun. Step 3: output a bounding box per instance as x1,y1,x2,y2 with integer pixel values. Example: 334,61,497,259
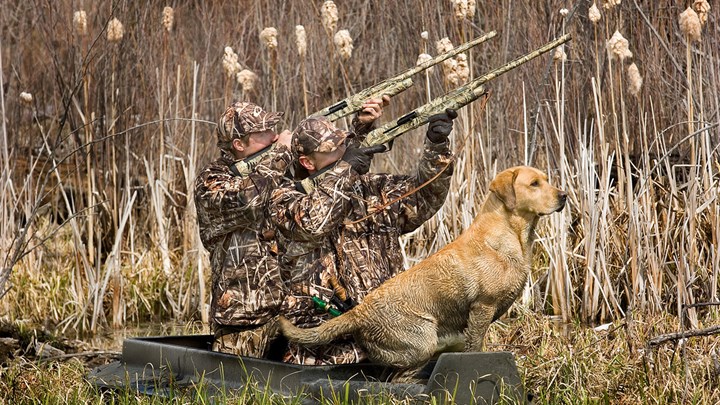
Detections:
360,33,572,148
310,31,498,122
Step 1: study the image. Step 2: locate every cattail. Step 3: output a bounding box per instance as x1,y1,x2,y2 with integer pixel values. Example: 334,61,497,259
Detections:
236,69,258,93
451,0,469,21
606,30,632,61
589,3,601,23
560,8,569,17
679,7,702,42
693,0,710,26
416,53,435,73
436,37,454,54
107,17,124,43
222,46,242,79
334,29,353,60
603,0,621,9
454,53,470,84
321,1,339,34
467,0,476,18
73,10,87,36
437,38,458,85
436,37,455,71
627,63,643,97
295,25,307,58
554,45,567,62
162,6,174,32
20,92,33,105
421,31,429,40
260,27,278,50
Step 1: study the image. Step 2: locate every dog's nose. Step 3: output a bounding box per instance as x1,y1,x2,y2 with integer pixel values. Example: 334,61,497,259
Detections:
557,191,567,209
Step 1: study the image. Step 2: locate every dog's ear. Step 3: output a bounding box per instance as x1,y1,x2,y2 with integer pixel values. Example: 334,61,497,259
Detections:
489,169,517,210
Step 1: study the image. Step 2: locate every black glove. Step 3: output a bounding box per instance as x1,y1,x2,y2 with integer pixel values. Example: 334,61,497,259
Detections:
426,108,458,143
341,144,386,175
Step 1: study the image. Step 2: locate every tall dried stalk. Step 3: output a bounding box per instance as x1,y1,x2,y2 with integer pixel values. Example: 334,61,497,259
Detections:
0,35,11,299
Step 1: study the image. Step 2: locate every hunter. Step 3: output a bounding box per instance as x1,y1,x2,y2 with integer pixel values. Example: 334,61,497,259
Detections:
194,100,386,358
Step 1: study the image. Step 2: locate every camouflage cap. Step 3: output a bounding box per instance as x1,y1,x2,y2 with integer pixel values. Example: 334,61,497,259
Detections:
291,117,351,156
216,101,283,146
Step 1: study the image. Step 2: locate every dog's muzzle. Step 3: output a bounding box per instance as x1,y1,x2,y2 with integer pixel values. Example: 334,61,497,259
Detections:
555,191,567,212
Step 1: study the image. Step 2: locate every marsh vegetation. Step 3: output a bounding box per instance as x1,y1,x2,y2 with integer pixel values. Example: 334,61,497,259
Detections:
1,0,718,403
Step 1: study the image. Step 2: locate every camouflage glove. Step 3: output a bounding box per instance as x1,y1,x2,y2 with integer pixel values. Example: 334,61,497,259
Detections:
426,108,458,144
341,144,386,175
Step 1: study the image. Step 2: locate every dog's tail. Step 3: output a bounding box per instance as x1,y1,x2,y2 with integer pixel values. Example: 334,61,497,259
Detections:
278,313,358,346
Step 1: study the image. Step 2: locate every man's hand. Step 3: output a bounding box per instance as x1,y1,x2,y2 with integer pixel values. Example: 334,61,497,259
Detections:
357,95,391,125
276,129,292,148
341,144,386,174
426,108,458,143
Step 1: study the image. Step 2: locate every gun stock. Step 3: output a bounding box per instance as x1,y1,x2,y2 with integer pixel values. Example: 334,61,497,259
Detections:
361,33,571,148
311,31,498,122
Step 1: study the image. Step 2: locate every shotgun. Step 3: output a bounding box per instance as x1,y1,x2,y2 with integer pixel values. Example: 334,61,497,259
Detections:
310,31,498,122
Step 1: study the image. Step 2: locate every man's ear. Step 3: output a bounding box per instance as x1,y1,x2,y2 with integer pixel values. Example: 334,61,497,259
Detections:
232,138,246,153
298,155,315,171
489,169,517,210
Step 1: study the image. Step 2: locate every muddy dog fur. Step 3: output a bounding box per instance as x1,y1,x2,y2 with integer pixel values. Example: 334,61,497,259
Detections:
279,166,567,367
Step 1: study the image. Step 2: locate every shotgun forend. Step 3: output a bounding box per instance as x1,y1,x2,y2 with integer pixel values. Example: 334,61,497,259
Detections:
310,31,498,122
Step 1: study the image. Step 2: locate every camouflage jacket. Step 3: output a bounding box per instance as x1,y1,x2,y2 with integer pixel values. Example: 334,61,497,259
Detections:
195,144,292,328
270,139,454,327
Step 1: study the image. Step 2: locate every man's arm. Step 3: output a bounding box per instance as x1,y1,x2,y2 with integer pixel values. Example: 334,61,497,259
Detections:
270,161,359,242
194,145,291,245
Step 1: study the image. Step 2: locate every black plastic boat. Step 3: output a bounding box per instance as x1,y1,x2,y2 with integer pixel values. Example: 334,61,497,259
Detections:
89,334,527,403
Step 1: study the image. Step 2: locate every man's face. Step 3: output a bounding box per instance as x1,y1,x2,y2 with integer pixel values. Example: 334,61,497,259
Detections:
303,142,346,173
233,129,278,158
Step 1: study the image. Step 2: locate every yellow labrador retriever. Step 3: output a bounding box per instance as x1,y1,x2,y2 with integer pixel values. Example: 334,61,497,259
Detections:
279,166,567,368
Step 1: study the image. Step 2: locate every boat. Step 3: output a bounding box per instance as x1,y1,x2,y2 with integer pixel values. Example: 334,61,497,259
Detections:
89,334,527,404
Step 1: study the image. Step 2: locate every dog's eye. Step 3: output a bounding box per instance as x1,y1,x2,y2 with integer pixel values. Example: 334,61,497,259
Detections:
530,180,540,187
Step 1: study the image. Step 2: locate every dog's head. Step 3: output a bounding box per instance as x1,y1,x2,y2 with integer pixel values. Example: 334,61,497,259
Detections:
489,166,566,215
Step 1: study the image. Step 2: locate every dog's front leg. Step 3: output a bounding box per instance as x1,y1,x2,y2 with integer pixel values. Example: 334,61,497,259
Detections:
464,302,494,352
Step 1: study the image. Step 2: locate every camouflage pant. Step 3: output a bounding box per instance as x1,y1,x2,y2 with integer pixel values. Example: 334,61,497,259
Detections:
283,340,367,365
212,318,280,358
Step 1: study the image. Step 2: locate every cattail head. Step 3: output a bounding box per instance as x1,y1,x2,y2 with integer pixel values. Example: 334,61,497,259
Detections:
421,31,429,40
416,53,435,73
295,25,307,58
436,37,457,77
467,0,476,18
451,0,469,21
222,46,242,79
560,8,569,17
436,37,454,54
321,1,339,34
554,45,567,63
20,92,33,105
679,7,702,42
454,53,470,84
260,27,278,50
162,6,174,33
107,17,124,43
589,3,601,23
236,69,258,93
603,0,621,9
606,30,632,61
693,0,711,26
334,29,353,60
73,10,87,36
627,63,643,97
